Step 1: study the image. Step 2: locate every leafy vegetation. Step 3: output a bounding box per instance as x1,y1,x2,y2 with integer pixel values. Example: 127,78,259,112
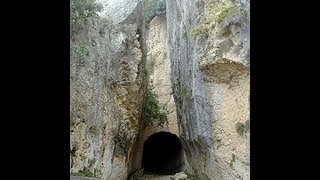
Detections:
191,24,209,38
70,0,103,36
70,43,90,66
217,5,236,23
186,172,199,180
70,0,103,65
88,158,96,167
143,82,169,128
180,85,192,100
236,120,250,137
191,0,235,38
71,168,95,177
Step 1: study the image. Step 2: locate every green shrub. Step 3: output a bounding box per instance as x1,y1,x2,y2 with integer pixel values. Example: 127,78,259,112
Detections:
217,5,236,23
143,82,169,128
88,158,96,167
236,120,250,137
191,24,209,38
191,0,235,38
71,168,95,177
186,172,199,180
180,85,192,100
70,0,103,36
70,43,90,65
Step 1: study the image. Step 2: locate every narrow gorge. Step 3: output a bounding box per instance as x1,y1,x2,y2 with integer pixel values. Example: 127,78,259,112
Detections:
70,0,250,180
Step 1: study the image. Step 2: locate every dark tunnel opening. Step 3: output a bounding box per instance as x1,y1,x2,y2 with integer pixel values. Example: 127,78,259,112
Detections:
142,132,184,175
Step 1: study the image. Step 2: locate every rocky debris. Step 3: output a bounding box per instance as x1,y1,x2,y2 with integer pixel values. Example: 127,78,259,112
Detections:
173,172,188,180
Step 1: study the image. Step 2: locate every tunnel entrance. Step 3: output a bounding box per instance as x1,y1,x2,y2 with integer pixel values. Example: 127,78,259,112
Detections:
142,132,184,175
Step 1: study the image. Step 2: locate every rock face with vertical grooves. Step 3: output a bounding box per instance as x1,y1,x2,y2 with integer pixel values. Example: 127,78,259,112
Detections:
70,0,147,179
71,0,250,179
145,15,179,137
166,0,250,179
129,15,182,173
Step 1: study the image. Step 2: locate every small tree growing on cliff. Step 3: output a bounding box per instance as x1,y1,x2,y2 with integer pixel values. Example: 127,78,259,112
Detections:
143,82,169,128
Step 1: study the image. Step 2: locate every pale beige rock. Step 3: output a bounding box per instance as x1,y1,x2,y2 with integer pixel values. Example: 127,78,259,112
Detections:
146,15,179,137
166,0,250,179
70,1,146,179
129,15,182,173
71,0,250,179
174,172,188,180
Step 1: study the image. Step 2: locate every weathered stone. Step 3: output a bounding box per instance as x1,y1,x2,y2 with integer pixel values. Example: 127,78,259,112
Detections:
97,0,140,24
129,15,186,173
71,0,250,179
145,15,179,138
174,172,187,180
166,0,250,179
70,0,146,179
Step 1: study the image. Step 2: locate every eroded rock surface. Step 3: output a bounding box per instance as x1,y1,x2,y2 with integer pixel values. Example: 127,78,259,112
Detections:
70,0,147,179
166,0,250,179
71,0,250,179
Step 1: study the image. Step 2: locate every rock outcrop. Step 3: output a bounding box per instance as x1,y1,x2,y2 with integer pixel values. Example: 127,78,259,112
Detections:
146,15,178,136
129,14,182,174
70,0,250,179
70,0,147,179
166,0,250,179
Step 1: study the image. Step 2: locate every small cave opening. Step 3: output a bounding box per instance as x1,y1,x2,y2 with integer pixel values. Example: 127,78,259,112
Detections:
142,131,184,175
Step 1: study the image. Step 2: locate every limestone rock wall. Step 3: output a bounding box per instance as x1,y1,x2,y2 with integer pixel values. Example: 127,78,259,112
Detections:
129,15,181,174
146,15,179,136
70,0,250,179
166,0,250,179
70,0,147,179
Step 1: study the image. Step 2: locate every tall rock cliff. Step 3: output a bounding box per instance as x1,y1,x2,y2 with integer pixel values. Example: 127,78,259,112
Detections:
146,15,178,136
70,0,250,179
70,0,147,179
129,15,182,174
166,0,250,179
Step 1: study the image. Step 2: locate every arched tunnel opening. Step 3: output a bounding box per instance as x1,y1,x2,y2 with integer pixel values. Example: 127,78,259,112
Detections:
142,131,184,175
